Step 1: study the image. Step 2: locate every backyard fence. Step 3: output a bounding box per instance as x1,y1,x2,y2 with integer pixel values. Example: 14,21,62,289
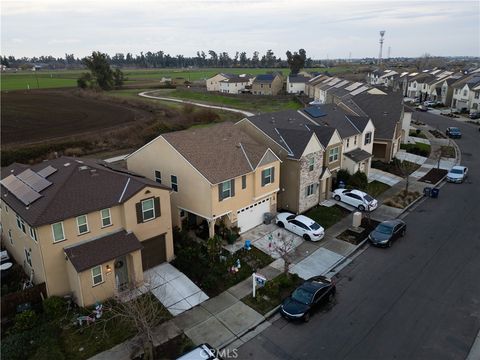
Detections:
1,282,47,318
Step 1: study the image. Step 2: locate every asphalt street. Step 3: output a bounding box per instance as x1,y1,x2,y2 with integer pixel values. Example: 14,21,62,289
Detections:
237,113,480,360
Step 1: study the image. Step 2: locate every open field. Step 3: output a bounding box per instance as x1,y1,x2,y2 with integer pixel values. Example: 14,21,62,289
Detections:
0,66,356,91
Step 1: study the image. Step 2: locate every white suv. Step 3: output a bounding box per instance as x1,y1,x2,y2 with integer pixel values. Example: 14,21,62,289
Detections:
332,189,378,211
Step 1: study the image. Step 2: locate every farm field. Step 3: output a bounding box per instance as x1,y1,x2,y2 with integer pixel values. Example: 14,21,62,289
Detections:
0,66,355,91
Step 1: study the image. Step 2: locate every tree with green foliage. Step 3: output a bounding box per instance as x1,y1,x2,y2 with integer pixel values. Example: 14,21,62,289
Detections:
286,48,307,75
78,51,124,90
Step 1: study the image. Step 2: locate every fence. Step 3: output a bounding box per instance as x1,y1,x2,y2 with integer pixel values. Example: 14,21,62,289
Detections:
1,282,47,318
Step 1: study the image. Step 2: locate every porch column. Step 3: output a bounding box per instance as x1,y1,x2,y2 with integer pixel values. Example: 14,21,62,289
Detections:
208,220,215,239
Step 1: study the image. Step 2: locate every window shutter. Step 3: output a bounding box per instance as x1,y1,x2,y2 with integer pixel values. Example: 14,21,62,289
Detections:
218,183,223,201
154,197,161,218
136,202,143,224
261,171,266,187
231,179,235,197
271,167,275,183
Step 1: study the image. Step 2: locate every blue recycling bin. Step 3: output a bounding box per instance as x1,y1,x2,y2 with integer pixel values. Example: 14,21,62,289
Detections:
245,240,251,250
431,188,439,198
339,180,346,189
423,187,432,197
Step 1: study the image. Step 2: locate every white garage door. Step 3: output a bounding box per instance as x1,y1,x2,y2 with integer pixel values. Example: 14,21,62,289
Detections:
237,198,271,233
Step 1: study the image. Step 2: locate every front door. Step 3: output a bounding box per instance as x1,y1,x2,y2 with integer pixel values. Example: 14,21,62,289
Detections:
115,256,129,290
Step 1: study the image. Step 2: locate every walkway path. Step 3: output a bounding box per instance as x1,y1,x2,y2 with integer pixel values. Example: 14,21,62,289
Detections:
138,91,255,117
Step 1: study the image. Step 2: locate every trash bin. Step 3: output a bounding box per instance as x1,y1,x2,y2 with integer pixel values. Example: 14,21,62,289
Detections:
423,187,432,197
339,180,346,189
431,188,439,198
263,212,274,225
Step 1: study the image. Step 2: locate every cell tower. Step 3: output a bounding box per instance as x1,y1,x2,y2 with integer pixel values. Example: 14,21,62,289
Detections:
378,30,386,65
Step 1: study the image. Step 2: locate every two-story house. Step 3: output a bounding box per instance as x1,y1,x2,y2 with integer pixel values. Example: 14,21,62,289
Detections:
219,76,252,94
206,73,235,92
251,73,284,95
286,75,308,94
0,157,173,307
126,122,281,237
451,74,480,111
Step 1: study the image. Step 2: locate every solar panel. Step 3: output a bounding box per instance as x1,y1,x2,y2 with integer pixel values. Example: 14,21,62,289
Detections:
37,165,57,178
350,85,369,96
17,169,52,192
0,175,42,205
304,106,327,118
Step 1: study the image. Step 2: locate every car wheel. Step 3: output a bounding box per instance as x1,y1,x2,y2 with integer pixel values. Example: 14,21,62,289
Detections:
334,195,341,201
303,234,311,241
303,312,311,322
387,240,392,248
327,292,335,302
401,229,406,237
277,221,284,228
358,205,365,211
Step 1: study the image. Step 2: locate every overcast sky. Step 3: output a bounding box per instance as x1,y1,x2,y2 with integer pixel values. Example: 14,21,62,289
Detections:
1,0,479,59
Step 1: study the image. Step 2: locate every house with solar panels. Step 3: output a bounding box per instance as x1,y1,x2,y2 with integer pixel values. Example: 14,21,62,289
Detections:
0,157,174,307
251,73,284,95
237,104,374,213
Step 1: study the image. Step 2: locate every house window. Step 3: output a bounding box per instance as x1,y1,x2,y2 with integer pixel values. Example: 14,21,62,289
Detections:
141,198,155,221
29,227,38,242
242,175,247,189
91,265,103,286
346,138,350,148
455,89,458,94
76,215,89,235
154,170,162,184
308,157,314,172
221,180,232,199
52,222,65,243
329,147,339,162
8,229,13,245
475,92,479,99
16,215,26,233
354,136,357,146
171,175,178,192
364,132,372,145
261,167,274,186
463,90,467,97
413,83,416,88
101,208,112,227
306,184,315,197
24,248,32,267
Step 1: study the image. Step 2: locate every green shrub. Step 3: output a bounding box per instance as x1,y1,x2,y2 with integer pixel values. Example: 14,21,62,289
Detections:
336,169,351,187
349,171,368,191
43,296,67,321
11,309,38,333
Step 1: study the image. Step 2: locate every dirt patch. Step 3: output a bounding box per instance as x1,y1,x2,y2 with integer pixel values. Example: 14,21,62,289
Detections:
419,168,448,184
384,190,422,209
428,129,447,139
1,89,153,146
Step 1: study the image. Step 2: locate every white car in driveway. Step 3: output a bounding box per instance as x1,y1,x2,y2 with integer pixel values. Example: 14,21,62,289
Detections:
446,166,468,183
275,213,325,241
332,189,378,211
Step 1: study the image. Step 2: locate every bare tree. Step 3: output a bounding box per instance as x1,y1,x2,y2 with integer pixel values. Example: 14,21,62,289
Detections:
271,231,296,274
396,159,419,193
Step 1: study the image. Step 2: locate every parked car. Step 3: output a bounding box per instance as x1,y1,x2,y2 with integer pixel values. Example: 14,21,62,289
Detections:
332,189,378,211
446,165,468,183
275,213,325,241
423,100,438,107
280,276,336,322
415,105,428,112
441,111,459,118
469,112,480,119
368,219,406,247
446,127,462,138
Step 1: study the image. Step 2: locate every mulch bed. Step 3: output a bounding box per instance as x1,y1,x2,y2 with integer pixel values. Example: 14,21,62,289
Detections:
419,168,448,184
428,129,447,139
337,218,380,245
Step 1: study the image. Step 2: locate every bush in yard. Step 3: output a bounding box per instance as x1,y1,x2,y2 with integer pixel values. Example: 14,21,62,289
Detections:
349,171,368,191
11,309,38,333
43,296,67,321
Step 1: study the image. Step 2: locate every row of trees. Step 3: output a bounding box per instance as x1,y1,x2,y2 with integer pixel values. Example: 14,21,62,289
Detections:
1,49,314,70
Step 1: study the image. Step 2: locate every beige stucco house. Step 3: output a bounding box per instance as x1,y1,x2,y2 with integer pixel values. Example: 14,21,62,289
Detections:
0,157,173,307
206,73,235,92
251,73,284,95
126,122,281,238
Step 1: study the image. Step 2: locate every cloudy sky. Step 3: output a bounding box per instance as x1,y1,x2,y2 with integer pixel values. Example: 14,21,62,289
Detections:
1,0,479,59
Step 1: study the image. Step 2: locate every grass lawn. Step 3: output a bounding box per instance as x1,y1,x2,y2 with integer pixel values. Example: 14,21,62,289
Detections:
242,273,303,315
305,205,350,229
409,130,427,139
440,145,455,158
366,180,391,198
400,142,431,157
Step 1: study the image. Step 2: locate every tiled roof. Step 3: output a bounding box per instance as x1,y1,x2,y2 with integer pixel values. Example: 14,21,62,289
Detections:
162,122,274,184
1,157,169,227
64,230,142,272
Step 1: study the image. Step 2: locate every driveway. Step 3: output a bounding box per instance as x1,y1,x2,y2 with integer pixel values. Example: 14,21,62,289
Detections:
138,91,255,117
144,263,209,316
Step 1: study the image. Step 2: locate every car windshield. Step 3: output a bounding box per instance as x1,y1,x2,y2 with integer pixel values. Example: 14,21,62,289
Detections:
451,169,463,174
376,224,393,235
291,288,313,305
310,222,321,230
450,128,460,132
364,194,374,202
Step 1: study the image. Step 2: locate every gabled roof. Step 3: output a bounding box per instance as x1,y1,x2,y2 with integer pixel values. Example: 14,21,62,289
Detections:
288,75,308,83
343,148,373,162
220,76,251,83
451,74,480,89
162,122,277,184
64,230,143,272
1,157,169,227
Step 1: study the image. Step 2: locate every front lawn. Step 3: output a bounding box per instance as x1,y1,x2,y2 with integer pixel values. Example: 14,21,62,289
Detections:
366,180,391,198
440,145,455,158
172,230,273,297
409,129,427,139
400,142,431,157
372,159,421,177
305,205,350,229
242,273,303,315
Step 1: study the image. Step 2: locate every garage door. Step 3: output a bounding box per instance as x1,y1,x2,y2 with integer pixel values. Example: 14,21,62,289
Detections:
237,198,271,233
141,234,166,271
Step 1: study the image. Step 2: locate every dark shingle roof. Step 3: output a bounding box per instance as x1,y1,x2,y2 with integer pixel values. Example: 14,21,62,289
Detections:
343,148,373,162
1,157,169,227
64,230,142,272
288,75,308,83
162,122,273,184
254,74,277,83
220,76,251,83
